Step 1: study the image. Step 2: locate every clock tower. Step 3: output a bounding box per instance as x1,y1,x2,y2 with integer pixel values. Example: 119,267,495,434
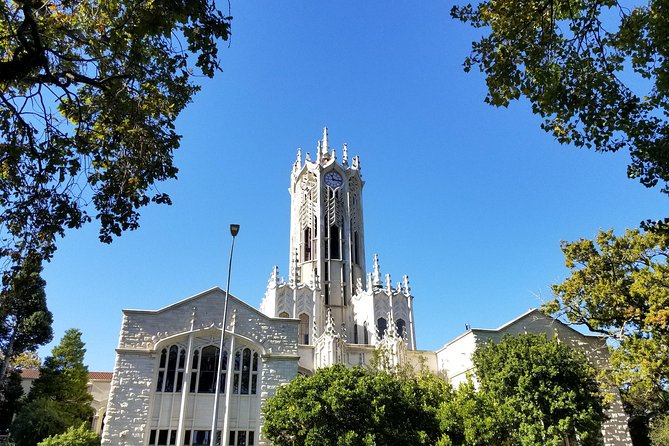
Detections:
260,128,416,371
287,128,366,331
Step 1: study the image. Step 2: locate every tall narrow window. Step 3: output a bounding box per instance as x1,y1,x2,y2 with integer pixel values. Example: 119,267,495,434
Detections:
303,227,312,261
363,321,369,344
299,313,309,344
241,348,251,394
164,345,178,392
396,319,406,338
176,349,185,392
353,324,359,344
251,352,258,394
353,231,360,265
156,348,166,391
377,318,387,339
189,350,199,392
329,225,340,259
198,346,219,393
220,351,228,393
233,351,241,394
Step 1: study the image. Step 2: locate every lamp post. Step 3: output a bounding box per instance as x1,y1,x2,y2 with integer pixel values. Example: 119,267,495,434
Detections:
211,224,240,446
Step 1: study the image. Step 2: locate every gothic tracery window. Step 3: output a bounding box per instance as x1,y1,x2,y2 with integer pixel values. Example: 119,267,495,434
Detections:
156,344,186,393
396,319,406,338
377,318,387,339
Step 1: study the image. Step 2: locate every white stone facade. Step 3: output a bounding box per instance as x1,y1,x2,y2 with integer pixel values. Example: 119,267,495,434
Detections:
103,129,632,446
102,289,298,446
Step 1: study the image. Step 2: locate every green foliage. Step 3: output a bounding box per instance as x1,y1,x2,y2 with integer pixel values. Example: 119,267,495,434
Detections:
10,398,76,446
0,253,52,384
650,413,669,446
9,351,40,369
438,334,606,446
545,228,669,415
11,329,93,445
28,328,93,421
38,423,100,446
0,369,24,432
451,0,669,197
0,0,232,288
262,364,450,446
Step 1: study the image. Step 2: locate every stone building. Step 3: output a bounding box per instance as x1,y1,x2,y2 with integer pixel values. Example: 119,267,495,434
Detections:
102,129,631,446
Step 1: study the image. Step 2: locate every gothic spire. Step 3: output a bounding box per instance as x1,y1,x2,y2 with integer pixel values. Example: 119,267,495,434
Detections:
373,254,382,289
342,143,348,165
322,127,329,157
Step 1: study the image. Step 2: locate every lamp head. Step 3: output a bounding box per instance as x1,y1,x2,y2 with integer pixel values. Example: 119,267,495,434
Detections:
230,224,240,237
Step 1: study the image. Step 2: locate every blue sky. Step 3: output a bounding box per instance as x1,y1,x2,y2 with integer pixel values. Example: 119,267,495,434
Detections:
40,1,665,371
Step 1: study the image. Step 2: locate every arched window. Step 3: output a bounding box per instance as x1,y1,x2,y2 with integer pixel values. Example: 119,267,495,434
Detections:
232,347,259,395
377,318,387,339
299,313,309,344
396,319,406,338
156,344,186,393
197,346,219,393
186,346,229,394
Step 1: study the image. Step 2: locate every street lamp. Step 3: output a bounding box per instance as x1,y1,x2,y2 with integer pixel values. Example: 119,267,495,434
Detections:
211,224,240,445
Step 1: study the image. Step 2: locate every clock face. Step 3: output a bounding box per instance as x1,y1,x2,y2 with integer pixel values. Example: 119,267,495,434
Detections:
324,171,343,188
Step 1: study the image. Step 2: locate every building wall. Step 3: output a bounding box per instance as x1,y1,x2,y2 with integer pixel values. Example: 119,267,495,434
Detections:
102,288,299,446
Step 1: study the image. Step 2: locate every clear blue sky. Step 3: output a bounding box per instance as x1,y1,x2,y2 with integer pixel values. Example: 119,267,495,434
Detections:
40,1,665,371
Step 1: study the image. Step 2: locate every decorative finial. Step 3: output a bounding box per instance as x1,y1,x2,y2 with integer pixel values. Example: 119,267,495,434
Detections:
373,254,382,289
322,127,329,156
305,151,311,162
297,149,302,165
342,143,348,165
269,265,279,286
385,273,392,292
403,275,411,295
331,148,336,161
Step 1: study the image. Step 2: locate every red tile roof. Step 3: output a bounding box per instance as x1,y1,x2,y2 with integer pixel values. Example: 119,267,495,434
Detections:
19,369,112,381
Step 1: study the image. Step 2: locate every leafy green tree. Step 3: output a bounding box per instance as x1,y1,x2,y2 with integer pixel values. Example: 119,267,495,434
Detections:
545,229,669,416
9,351,40,369
650,413,669,446
10,398,76,446
11,329,93,445
0,0,232,286
451,0,669,198
440,334,605,446
38,423,100,446
262,365,449,446
0,369,24,433
0,253,52,384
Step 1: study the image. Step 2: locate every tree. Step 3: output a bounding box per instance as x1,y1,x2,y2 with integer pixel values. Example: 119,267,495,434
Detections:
10,351,40,369
11,328,93,445
11,398,77,446
0,369,24,433
545,229,669,416
0,0,232,286
38,423,100,446
451,0,669,198
650,413,669,446
0,253,52,384
439,334,606,446
262,365,449,446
